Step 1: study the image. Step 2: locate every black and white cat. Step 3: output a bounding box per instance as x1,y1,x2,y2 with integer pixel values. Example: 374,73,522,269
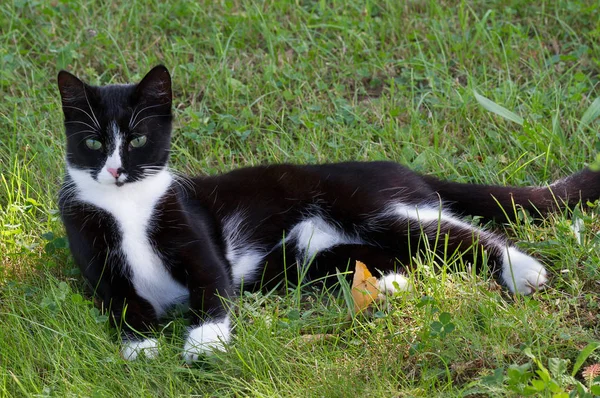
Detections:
57,66,600,362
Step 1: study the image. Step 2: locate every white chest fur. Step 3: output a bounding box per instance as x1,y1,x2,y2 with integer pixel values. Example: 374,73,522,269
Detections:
68,167,189,317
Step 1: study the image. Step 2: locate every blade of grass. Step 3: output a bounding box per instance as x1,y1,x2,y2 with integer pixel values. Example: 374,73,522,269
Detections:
474,91,524,125
577,97,600,133
571,342,600,377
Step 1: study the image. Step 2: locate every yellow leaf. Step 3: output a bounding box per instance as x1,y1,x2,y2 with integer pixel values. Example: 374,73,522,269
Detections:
351,260,380,313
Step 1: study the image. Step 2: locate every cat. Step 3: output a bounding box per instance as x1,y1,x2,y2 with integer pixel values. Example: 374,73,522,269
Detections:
57,65,600,362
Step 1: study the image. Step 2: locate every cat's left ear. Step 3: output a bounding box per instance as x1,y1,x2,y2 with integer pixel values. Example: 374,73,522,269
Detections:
57,70,87,105
134,65,172,108
57,70,96,122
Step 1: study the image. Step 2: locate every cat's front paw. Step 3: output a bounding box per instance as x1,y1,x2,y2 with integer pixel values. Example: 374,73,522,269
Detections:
183,318,231,364
501,247,548,295
121,338,159,360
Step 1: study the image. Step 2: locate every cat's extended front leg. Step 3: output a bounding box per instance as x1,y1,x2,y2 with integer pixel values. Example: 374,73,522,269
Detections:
62,210,163,360
369,203,548,294
84,270,161,360
110,294,160,360
180,251,233,364
183,285,232,363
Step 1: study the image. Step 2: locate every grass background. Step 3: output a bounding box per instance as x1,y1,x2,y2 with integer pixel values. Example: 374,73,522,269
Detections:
1,0,600,396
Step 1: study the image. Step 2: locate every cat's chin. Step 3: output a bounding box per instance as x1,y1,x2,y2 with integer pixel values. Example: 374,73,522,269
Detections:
96,173,129,186
96,178,126,187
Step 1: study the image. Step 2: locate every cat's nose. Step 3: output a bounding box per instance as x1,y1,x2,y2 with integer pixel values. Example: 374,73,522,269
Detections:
107,168,121,178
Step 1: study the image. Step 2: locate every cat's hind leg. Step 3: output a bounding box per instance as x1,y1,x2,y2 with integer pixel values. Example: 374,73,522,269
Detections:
365,203,548,294
248,243,414,295
500,246,548,295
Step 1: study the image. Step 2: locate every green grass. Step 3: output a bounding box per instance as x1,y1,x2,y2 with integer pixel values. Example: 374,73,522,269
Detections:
2,0,600,396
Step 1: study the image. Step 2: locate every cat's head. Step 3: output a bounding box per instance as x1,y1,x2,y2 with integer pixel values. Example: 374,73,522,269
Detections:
57,65,172,187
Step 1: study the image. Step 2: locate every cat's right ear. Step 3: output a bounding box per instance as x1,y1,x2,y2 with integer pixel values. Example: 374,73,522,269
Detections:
134,65,172,108
57,70,87,106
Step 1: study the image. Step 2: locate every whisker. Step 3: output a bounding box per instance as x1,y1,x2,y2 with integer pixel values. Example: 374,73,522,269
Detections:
62,105,101,130
131,114,171,130
128,105,139,130
69,131,101,141
129,103,168,129
83,87,101,129
138,164,165,169
170,178,188,196
65,120,99,131
172,172,196,195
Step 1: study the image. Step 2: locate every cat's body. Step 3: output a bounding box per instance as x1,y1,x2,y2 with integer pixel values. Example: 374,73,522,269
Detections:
57,66,600,362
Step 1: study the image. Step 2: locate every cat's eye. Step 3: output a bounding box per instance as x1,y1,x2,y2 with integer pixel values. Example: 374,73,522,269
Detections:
85,139,102,150
130,135,147,148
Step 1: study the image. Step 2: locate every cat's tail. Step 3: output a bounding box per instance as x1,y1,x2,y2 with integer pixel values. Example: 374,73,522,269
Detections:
423,168,600,222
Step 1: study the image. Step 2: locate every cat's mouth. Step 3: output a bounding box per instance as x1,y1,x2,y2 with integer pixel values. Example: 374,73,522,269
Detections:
110,175,128,186
96,171,129,186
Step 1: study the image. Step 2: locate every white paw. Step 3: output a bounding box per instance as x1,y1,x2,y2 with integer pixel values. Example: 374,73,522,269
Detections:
378,273,411,295
501,247,548,295
121,338,159,360
183,318,230,364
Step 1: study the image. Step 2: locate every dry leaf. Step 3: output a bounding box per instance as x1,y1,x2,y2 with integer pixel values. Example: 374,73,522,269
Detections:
351,260,380,313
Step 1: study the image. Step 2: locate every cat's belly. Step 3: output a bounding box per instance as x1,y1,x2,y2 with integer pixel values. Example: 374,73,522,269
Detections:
287,216,363,258
224,214,362,287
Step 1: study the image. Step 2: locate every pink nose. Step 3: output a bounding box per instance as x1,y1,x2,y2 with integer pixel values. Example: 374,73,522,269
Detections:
107,168,121,178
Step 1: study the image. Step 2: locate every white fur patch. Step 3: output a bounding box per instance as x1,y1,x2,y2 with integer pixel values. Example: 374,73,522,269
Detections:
183,317,231,363
393,203,497,241
288,216,362,261
68,166,188,316
230,251,264,286
121,338,159,360
222,213,265,286
393,203,446,224
97,122,127,185
392,201,512,263
378,273,411,294
501,246,548,294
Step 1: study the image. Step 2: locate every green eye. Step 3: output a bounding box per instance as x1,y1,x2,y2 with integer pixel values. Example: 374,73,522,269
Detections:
85,139,102,150
130,135,147,148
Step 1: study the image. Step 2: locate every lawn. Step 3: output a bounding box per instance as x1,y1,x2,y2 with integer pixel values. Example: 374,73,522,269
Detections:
1,0,600,396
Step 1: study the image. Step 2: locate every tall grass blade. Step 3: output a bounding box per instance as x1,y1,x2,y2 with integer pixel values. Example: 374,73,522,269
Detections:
577,97,600,133
335,269,354,319
571,341,600,377
473,91,524,126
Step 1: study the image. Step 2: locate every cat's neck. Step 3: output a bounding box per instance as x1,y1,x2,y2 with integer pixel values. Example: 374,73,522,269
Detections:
67,165,173,216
